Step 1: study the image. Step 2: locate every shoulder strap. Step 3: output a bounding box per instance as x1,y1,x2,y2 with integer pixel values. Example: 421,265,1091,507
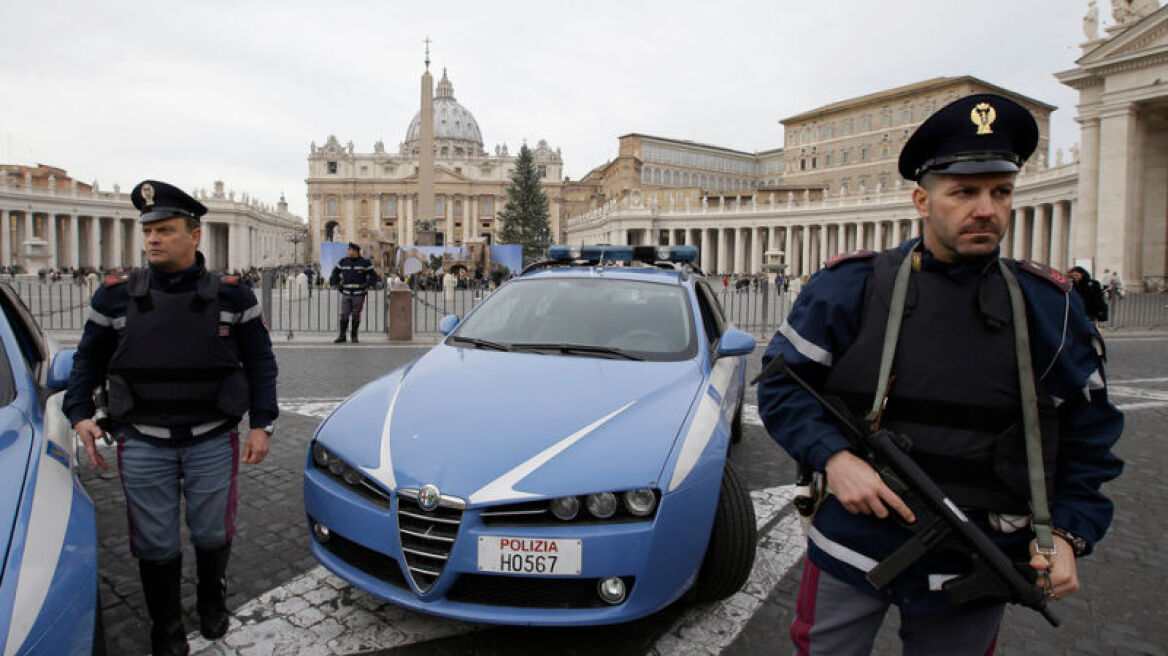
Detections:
1014,259,1072,293
127,268,152,312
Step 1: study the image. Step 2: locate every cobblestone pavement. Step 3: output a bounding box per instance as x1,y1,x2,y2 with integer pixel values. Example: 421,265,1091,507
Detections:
74,333,1167,655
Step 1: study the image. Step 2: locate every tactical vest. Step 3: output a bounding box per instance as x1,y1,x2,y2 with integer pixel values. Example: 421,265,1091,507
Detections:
106,268,250,430
823,249,1059,514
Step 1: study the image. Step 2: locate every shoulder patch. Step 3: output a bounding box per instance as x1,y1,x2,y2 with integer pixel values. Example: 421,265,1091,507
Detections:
1016,260,1072,293
824,250,877,270
220,275,240,286
103,273,129,287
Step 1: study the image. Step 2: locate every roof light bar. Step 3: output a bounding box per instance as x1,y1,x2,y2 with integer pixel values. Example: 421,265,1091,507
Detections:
547,245,698,264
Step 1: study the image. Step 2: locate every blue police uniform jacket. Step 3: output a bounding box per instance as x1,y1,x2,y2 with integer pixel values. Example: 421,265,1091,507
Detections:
330,256,377,296
756,238,1124,613
63,252,279,443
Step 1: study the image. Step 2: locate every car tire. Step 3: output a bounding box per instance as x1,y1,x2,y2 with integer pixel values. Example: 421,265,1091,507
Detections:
730,395,744,445
691,461,757,602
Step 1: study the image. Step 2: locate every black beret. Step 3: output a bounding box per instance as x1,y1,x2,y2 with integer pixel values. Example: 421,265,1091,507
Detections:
131,180,207,224
348,242,360,252
898,93,1039,182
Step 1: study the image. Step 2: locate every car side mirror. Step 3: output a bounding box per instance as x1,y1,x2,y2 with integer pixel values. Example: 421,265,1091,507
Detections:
439,314,461,336
47,349,75,391
715,329,756,358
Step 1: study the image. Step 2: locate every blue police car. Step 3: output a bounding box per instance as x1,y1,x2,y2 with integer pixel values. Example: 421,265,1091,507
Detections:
305,245,758,625
0,283,101,654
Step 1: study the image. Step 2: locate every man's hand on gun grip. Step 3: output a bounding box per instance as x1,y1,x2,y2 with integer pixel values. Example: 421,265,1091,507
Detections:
824,450,916,523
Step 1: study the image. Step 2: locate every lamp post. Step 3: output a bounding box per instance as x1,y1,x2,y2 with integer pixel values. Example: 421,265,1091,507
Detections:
285,227,309,268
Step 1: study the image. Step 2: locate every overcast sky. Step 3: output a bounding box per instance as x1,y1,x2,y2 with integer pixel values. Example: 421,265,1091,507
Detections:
1,0,1118,219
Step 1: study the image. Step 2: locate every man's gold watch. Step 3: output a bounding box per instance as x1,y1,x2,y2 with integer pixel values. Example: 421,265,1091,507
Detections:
1051,527,1086,557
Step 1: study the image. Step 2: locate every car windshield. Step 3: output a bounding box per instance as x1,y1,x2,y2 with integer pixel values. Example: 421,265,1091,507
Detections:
451,277,697,361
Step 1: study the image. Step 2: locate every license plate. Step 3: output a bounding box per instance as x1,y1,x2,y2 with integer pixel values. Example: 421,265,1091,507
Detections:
477,536,582,575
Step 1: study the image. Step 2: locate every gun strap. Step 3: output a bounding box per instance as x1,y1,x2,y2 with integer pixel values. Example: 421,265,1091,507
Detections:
998,261,1054,553
866,243,917,427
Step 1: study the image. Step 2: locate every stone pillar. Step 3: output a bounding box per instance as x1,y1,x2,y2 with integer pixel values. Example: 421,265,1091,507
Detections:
800,225,810,277
716,227,729,274
1032,204,1051,265
1095,106,1142,278
1012,208,1028,260
1071,116,1100,263
816,226,827,271
68,215,81,268
732,227,746,274
112,217,125,269
751,227,763,274
836,223,847,255
89,217,101,270
784,226,794,275
701,228,713,272
873,221,884,252
893,219,903,246
0,209,9,267
1050,201,1069,270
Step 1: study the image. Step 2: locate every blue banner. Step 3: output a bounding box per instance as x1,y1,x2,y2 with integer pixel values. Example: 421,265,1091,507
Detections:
320,242,349,281
489,244,523,276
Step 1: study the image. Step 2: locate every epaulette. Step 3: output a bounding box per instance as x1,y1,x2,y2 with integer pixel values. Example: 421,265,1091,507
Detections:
103,273,130,287
824,250,877,270
1016,260,1072,293
220,275,241,286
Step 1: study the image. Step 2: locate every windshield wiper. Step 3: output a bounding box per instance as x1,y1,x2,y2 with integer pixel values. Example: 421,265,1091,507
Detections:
510,343,644,360
448,335,512,351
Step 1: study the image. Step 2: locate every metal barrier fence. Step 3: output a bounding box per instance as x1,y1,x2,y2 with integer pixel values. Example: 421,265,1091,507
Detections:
10,276,1167,339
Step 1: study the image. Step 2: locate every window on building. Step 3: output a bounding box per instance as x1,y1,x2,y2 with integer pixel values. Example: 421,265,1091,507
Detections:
673,171,680,185
481,198,492,215
538,165,547,179
682,172,690,186
327,197,338,216
360,166,368,175
327,161,337,174
842,150,851,164
435,197,445,216
860,147,869,162
454,200,463,217
901,106,912,123
643,168,651,183
455,167,462,174
842,118,853,135
384,165,394,175
825,152,833,166
811,157,817,169
861,115,872,131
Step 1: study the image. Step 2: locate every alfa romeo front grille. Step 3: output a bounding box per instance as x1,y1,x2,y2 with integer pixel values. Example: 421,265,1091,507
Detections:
396,490,465,592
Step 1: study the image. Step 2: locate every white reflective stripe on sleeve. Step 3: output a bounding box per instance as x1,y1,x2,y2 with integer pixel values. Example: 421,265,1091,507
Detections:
928,574,959,591
779,320,833,366
807,524,878,572
87,309,125,330
219,304,262,325
1087,369,1105,390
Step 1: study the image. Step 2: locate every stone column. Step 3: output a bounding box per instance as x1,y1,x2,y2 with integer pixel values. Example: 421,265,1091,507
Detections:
751,227,763,273
1095,106,1142,279
800,225,810,276
732,227,745,274
68,215,81,268
716,227,728,274
893,219,903,246
1012,208,1028,260
701,228,713,272
1032,204,1051,265
88,217,101,270
873,221,884,252
816,226,827,271
1071,116,1100,263
0,209,9,267
1050,201,1069,270
784,226,794,276
45,215,59,269
837,222,846,255
111,217,125,269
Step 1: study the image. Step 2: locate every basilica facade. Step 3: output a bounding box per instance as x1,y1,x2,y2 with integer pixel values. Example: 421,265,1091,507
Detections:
305,69,567,269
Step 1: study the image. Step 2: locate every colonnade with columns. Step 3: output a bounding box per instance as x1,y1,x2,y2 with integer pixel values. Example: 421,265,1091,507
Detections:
0,207,140,272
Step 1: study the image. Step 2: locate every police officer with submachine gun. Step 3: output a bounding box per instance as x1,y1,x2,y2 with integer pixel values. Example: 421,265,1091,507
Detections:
756,94,1124,655
329,242,378,343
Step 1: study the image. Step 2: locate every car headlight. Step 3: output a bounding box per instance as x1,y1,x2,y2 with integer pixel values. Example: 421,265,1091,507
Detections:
585,492,617,519
623,489,657,517
550,496,580,520
312,443,330,467
310,442,390,508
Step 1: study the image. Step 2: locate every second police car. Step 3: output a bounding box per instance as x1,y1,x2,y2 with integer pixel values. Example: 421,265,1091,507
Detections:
304,245,758,625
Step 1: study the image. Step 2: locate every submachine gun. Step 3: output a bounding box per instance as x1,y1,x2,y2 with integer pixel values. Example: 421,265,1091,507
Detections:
754,355,1059,626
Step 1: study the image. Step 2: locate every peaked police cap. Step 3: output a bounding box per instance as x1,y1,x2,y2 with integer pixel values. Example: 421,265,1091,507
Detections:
898,93,1039,182
131,180,208,224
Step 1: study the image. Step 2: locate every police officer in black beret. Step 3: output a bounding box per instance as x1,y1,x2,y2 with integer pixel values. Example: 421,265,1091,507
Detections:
757,95,1123,653
329,241,378,343
64,180,279,655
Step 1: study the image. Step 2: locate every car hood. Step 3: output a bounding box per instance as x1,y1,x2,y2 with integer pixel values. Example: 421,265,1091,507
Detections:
317,345,706,505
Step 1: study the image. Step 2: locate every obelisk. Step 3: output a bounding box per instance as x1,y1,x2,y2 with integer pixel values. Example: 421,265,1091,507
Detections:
414,38,435,247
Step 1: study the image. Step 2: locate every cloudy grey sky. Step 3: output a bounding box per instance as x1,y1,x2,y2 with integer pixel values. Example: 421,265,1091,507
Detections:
1,0,1110,218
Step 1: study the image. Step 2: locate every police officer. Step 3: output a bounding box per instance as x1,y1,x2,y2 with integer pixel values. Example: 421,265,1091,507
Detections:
329,242,378,343
756,95,1123,655
64,180,278,656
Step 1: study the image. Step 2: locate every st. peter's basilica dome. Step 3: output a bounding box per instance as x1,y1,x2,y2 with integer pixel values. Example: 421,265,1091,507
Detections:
404,69,484,155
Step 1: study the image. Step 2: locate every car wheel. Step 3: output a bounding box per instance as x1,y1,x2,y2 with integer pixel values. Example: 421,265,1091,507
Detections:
730,394,744,445
691,461,757,602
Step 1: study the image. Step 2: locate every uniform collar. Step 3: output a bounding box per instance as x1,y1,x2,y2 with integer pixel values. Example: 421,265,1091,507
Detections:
149,251,207,289
901,237,1000,281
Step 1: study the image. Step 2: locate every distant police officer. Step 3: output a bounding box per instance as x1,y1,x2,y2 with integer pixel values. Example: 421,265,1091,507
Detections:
329,242,378,343
757,95,1123,655
64,180,278,656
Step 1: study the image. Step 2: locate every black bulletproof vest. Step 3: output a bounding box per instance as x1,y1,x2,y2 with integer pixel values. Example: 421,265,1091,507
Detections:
824,250,1058,514
107,268,250,430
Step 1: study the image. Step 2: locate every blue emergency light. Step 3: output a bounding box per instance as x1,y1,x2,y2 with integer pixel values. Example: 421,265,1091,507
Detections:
547,245,699,264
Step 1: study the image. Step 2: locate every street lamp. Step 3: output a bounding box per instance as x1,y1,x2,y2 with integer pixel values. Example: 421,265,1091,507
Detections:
285,227,309,268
